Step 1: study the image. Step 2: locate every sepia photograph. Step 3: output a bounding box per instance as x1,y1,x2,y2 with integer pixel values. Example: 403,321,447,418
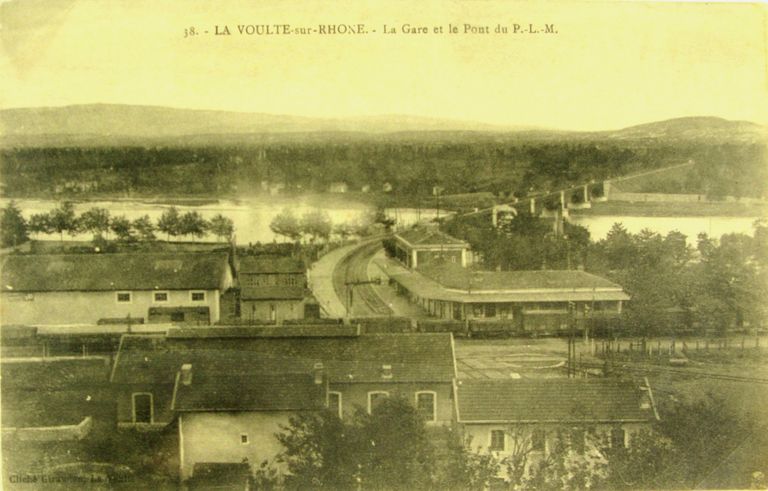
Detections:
0,0,766,489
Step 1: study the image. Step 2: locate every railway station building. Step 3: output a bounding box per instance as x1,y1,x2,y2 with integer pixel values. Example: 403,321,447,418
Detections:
380,227,629,333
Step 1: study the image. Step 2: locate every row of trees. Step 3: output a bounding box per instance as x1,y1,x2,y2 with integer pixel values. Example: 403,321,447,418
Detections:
247,394,760,490
444,212,767,335
5,141,764,200
269,207,395,243
588,222,767,335
1,201,235,246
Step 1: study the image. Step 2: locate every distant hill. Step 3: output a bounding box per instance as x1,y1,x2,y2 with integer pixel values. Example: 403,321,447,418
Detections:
596,116,766,143
0,104,764,146
0,104,529,141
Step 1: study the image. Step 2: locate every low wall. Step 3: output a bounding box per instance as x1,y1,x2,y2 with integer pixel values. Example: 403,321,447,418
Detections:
2,417,92,442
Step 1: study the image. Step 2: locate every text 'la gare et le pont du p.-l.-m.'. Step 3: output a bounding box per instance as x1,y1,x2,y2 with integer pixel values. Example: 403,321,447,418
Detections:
182,23,557,38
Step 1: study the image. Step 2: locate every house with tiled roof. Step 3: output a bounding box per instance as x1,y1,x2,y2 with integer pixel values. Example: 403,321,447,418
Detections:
456,378,658,483
110,327,456,427
173,366,326,480
109,326,457,479
394,226,471,269
1,252,233,326
236,255,319,323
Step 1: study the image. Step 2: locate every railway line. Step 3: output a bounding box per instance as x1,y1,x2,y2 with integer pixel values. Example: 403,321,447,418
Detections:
332,239,392,317
578,359,768,385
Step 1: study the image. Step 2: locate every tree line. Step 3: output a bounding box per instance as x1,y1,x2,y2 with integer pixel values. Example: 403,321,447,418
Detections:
268,207,395,244
444,213,767,335
244,393,762,490
0,201,235,247
2,141,763,200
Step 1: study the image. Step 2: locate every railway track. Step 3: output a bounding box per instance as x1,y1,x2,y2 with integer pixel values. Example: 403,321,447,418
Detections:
332,240,392,317
579,360,768,385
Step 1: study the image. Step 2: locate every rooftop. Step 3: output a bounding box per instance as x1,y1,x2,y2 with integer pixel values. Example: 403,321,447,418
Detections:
172,371,325,412
238,255,305,274
1,253,230,292
420,262,626,291
377,258,629,303
457,379,656,423
166,325,360,338
396,227,469,248
111,332,456,385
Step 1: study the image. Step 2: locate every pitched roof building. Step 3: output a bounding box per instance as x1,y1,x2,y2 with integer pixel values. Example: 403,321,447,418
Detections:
1,253,233,326
378,229,630,333
394,227,471,269
235,255,318,323
457,379,657,424
109,327,458,480
456,378,658,485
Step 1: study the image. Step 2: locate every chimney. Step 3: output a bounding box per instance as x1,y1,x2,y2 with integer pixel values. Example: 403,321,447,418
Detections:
180,363,193,386
313,362,324,385
381,364,392,380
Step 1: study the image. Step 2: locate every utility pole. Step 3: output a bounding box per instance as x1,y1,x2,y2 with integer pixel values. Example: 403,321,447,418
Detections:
344,278,381,319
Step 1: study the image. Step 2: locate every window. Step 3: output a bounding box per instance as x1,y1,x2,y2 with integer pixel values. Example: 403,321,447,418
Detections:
485,304,496,318
241,434,249,444
571,428,585,454
116,292,132,303
472,304,484,317
531,429,546,452
328,392,342,418
367,391,389,414
611,428,626,449
191,291,205,302
490,430,505,451
453,303,463,320
415,392,436,422
153,291,169,303
132,393,153,423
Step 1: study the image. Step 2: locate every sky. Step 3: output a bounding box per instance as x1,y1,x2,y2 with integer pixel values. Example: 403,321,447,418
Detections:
0,0,766,131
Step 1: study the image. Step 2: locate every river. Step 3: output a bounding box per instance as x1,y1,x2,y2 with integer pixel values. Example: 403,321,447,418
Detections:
1,197,761,245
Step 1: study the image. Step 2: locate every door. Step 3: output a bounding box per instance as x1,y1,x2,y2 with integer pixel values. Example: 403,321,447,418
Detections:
133,393,153,423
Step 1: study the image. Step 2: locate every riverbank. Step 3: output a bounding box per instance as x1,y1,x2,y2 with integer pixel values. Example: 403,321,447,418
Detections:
570,200,767,218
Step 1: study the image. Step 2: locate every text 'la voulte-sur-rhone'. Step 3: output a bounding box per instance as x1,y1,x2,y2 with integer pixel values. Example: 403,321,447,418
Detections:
183,23,557,37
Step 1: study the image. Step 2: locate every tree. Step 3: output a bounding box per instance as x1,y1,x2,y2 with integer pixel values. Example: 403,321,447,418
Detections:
178,211,208,239
276,410,359,489
209,213,234,242
355,397,434,490
276,397,494,490
28,213,53,238
656,394,755,488
132,215,156,242
157,207,181,241
371,206,396,232
438,430,501,491
333,222,355,242
78,207,111,240
109,216,134,242
48,201,78,243
599,428,680,490
270,209,302,243
1,201,28,247
300,210,332,243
